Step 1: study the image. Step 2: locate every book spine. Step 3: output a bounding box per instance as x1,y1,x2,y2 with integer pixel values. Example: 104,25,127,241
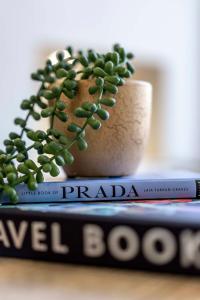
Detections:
0,210,200,275
2,178,200,203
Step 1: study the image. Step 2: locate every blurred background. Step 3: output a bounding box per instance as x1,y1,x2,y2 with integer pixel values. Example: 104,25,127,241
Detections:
0,0,199,171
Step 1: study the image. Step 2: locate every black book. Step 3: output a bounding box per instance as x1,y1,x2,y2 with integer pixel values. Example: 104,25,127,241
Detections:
1,199,200,275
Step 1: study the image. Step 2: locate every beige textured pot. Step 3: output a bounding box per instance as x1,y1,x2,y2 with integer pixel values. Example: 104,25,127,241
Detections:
53,79,152,177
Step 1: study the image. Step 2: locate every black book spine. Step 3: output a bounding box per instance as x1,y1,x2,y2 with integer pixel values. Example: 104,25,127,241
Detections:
0,209,200,275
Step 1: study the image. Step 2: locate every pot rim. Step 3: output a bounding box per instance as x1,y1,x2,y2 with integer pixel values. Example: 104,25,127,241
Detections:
122,79,152,88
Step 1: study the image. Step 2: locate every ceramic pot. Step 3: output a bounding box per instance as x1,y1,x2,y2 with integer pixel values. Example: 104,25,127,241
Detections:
53,79,152,177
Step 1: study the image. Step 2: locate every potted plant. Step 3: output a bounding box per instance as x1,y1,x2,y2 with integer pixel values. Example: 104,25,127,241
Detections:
0,44,152,203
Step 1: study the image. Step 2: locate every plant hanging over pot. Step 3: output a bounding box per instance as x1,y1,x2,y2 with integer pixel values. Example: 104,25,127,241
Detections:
0,44,136,203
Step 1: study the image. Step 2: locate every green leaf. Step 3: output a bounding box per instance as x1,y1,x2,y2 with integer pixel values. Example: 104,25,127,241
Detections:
31,111,41,121
55,155,65,166
56,51,65,61
59,61,72,71
28,174,38,190
45,75,55,84
52,87,62,97
93,67,107,77
56,101,66,111
53,64,61,73
97,109,110,120
66,46,73,56
59,135,70,145
79,55,89,67
7,172,17,184
115,66,126,76
5,164,15,174
88,117,101,130
104,61,114,75
0,154,8,163
64,79,77,90
105,52,113,62
81,72,90,80
47,141,63,155
63,88,75,99
56,68,68,78
95,77,104,88
36,130,47,140
83,67,93,77
117,77,125,86
55,111,68,122
74,108,92,118
38,155,50,164
30,95,37,103
67,123,81,133
43,144,51,154
111,52,120,65
17,153,26,162
13,138,25,150
50,162,60,177
95,59,104,68
14,118,26,127
3,139,13,146
67,70,76,79
25,159,38,171
17,163,30,175
36,147,43,155
6,145,14,154
47,128,62,138
9,132,20,140
113,43,120,52
4,186,18,203
27,131,38,141
79,130,86,138
104,75,120,85
41,90,55,100
36,171,44,183
42,163,52,173
45,63,53,73
118,47,126,62
123,70,132,78
35,99,47,109
60,62,72,71
88,50,97,62
31,73,41,81
127,52,134,59
77,137,88,151
89,86,98,95
0,172,3,181
104,82,118,94
100,98,116,107
20,100,31,110
82,102,97,113
126,62,135,74
41,107,54,118
61,149,74,165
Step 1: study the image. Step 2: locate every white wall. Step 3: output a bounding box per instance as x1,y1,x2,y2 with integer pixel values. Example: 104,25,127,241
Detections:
0,0,199,166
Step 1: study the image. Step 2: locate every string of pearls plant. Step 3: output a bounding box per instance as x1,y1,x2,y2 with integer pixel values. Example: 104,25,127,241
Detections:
0,44,135,203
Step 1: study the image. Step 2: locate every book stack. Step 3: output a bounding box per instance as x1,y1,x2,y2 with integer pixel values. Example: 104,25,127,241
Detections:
1,169,200,275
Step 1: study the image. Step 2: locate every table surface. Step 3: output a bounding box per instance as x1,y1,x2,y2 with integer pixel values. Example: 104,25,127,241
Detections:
1,259,200,300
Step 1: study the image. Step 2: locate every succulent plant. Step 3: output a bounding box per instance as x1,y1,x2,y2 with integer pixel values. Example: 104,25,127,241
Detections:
0,43,135,203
